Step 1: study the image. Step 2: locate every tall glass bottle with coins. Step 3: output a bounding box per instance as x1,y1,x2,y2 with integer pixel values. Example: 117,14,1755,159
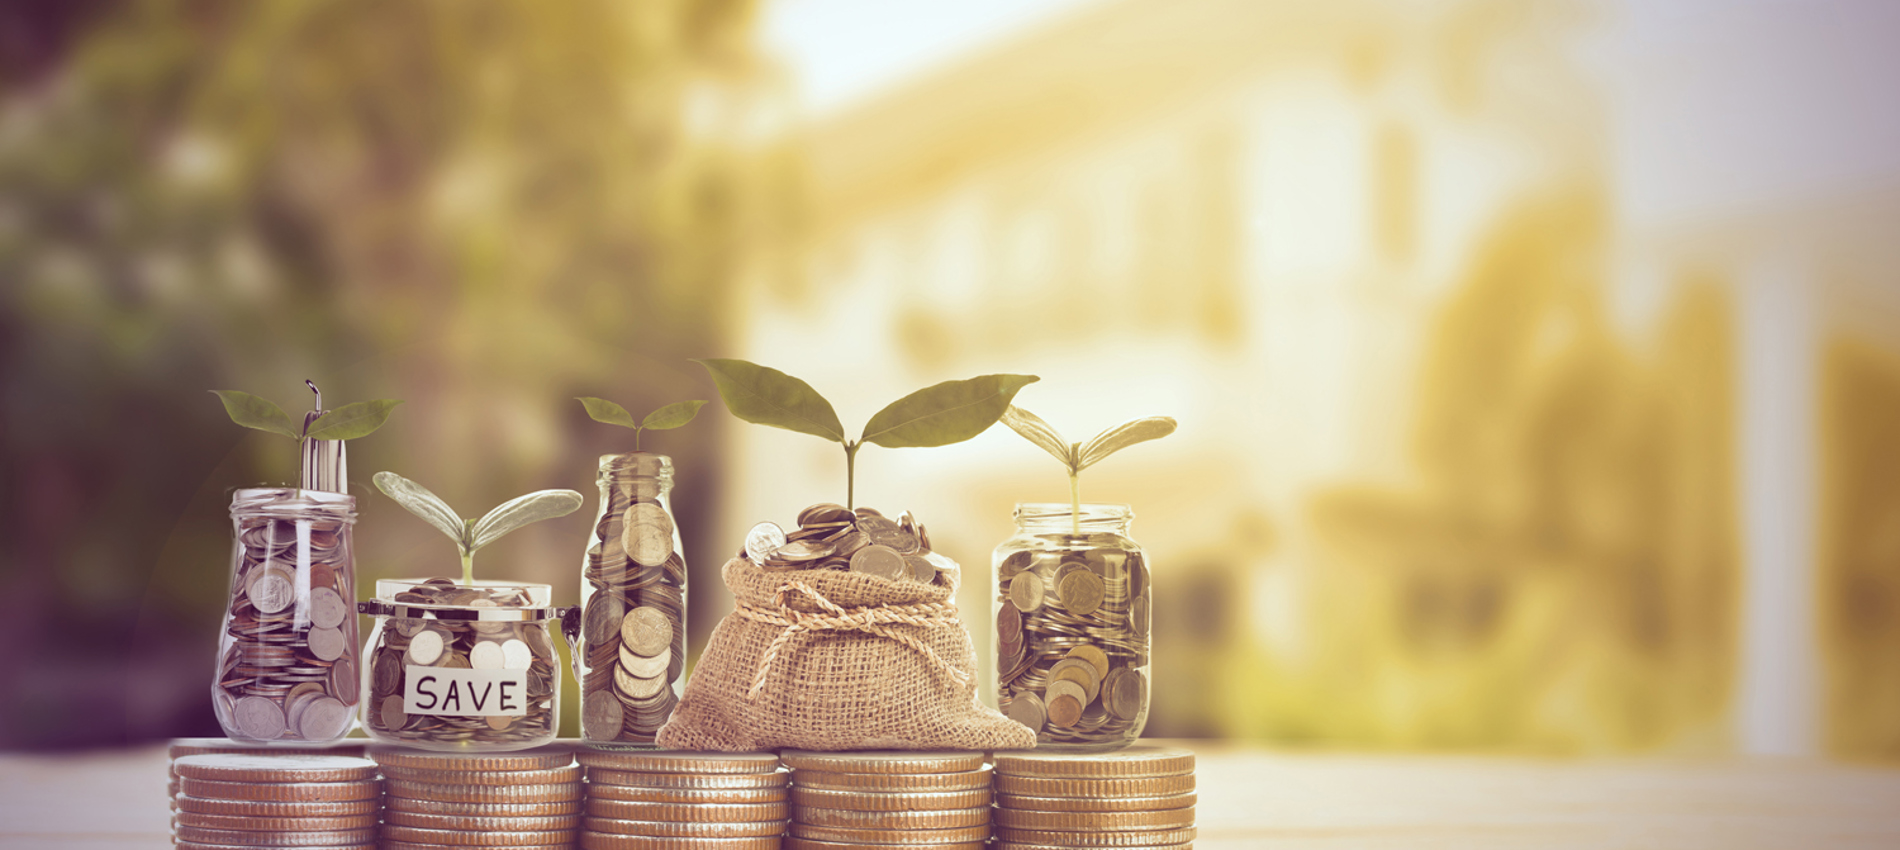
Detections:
577,452,688,747
993,503,1151,751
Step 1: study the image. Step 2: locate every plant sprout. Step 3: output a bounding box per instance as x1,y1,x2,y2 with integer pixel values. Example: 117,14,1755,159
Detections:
1002,405,1177,533
373,471,582,587
576,397,708,451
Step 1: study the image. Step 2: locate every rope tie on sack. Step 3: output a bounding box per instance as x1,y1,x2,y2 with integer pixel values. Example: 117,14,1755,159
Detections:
735,580,970,700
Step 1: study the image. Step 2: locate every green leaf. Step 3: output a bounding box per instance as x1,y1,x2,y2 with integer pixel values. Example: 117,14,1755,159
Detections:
372,471,469,553
210,390,301,439
1002,405,1075,471
577,397,637,429
642,399,707,431
470,489,583,552
694,358,846,443
861,374,1040,448
305,399,403,441
1075,416,1177,472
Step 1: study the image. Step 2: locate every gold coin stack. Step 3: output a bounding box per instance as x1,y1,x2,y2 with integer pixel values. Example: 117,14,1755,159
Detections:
581,452,688,745
170,753,381,850
372,746,583,850
166,739,365,814
577,749,788,849
781,750,992,850
991,747,1196,850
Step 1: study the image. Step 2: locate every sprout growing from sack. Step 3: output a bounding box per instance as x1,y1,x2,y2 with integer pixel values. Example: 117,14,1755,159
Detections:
372,471,583,587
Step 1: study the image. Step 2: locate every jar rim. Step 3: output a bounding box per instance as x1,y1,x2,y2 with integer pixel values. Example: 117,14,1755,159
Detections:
230,487,357,518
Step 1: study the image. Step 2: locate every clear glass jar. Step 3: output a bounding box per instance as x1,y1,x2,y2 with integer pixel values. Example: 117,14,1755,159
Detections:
993,502,1151,751
214,488,361,744
575,452,688,747
357,578,568,751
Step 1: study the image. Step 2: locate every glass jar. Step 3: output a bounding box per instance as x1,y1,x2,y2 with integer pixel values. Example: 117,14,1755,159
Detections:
575,452,688,747
357,578,570,751
993,502,1151,751
214,488,361,744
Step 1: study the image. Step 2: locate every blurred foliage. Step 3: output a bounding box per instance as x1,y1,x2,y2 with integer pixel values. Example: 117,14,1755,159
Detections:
0,0,782,747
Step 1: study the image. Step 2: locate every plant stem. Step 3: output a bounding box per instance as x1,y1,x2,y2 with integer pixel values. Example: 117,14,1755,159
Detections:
634,427,642,453
460,551,474,587
1070,471,1081,535
845,441,859,510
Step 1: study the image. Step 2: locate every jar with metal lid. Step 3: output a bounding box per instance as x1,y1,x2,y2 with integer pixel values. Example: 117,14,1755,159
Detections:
214,488,361,744
993,502,1151,750
357,578,573,751
574,452,688,747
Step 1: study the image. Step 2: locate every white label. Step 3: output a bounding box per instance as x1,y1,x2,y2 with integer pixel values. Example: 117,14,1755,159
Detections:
404,665,528,716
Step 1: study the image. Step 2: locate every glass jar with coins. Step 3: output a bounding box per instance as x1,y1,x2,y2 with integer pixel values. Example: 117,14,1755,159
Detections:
213,488,362,744
357,578,570,751
576,452,688,747
993,502,1151,751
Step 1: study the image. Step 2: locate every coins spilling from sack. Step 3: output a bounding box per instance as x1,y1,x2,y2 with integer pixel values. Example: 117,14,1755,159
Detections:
363,578,561,747
743,503,957,587
215,506,360,743
578,749,788,849
372,746,582,849
781,750,992,849
167,739,367,813
990,746,1196,849
581,453,688,745
170,753,382,850
997,545,1150,745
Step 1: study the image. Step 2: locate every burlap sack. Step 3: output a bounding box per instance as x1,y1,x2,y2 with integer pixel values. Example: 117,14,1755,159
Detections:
656,556,1035,751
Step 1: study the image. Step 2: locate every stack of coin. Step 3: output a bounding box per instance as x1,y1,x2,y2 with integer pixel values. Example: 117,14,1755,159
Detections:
216,492,360,743
743,503,956,586
167,739,365,813
581,452,688,745
372,746,582,850
997,544,1150,745
578,749,787,849
781,750,991,849
990,747,1196,850
364,578,561,747
171,753,381,850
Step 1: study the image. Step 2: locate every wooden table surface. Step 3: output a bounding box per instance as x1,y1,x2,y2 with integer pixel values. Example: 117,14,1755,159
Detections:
2,741,1896,849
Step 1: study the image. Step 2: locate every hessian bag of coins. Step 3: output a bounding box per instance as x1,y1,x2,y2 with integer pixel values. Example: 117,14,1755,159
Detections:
658,556,1035,751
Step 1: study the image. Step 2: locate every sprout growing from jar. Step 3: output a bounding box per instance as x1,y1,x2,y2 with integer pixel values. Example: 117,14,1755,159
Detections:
1001,406,1177,534
372,471,583,587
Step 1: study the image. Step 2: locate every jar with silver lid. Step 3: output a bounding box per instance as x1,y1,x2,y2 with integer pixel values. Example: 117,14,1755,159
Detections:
213,488,361,744
993,502,1151,750
357,578,574,751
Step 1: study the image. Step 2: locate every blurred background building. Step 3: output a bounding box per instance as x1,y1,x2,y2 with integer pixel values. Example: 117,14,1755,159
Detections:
3,0,1898,759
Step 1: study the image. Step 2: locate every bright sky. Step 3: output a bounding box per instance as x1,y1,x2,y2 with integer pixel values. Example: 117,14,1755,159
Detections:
760,0,1102,115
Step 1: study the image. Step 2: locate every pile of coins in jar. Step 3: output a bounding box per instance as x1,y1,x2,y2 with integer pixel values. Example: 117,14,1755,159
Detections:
215,504,359,742
580,452,688,744
997,545,1151,744
743,503,955,585
365,579,559,745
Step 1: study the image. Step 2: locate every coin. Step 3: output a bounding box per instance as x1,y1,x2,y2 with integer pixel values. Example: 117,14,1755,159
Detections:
576,750,781,774
1064,645,1110,680
995,792,1196,813
623,503,675,567
295,697,352,741
381,810,583,831
1010,572,1045,613
744,522,787,564
621,605,673,657
230,696,287,740
1058,570,1104,617
406,629,445,665
789,822,991,845
790,785,991,813
992,806,1194,831
847,544,906,581
247,569,296,614
584,816,786,838
178,778,381,802
992,827,1197,847
584,784,788,805
785,840,985,850
579,833,781,850
383,825,577,847
381,764,581,786
780,750,986,774
792,804,990,830
991,772,1194,799
1005,690,1047,733
1046,693,1083,728
173,826,378,847
172,754,379,783
587,798,788,823
373,746,576,772
992,746,1193,778
383,780,583,804
1104,667,1144,721
587,768,789,789
469,640,506,669
171,812,381,831
309,587,348,629
788,767,990,793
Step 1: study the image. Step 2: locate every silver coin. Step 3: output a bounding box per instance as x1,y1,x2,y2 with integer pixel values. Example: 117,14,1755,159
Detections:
744,522,787,564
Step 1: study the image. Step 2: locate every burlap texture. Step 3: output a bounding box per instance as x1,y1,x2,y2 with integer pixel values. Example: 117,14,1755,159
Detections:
656,556,1035,752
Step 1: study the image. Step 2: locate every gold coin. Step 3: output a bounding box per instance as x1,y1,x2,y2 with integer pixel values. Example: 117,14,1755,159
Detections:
384,796,584,816
1063,645,1110,680
790,785,991,812
173,845,371,850
1048,659,1102,704
991,844,1188,850
171,794,379,818
588,768,788,789
169,738,361,761
997,791,1196,813
172,754,379,784
583,816,786,838
383,844,569,850
370,749,573,775
1010,572,1045,613
792,804,989,830
992,746,1193,779
587,798,787,823
170,812,379,831
992,806,1194,831
848,544,906,580
381,764,581,786
789,767,989,792
993,826,1196,847
577,750,780,774
382,825,577,846
780,750,985,774
991,773,1195,799
383,779,582,803
620,605,673,657
177,778,380,803
786,839,986,850
1046,693,1083,728
790,822,991,845
584,784,788,805
622,503,675,567
380,809,582,831
1057,570,1104,617
172,826,378,847
581,832,781,850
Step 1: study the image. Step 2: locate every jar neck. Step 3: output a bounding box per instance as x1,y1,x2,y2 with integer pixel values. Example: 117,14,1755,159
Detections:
230,487,357,522
599,452,674,490
1014,502,1132,535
